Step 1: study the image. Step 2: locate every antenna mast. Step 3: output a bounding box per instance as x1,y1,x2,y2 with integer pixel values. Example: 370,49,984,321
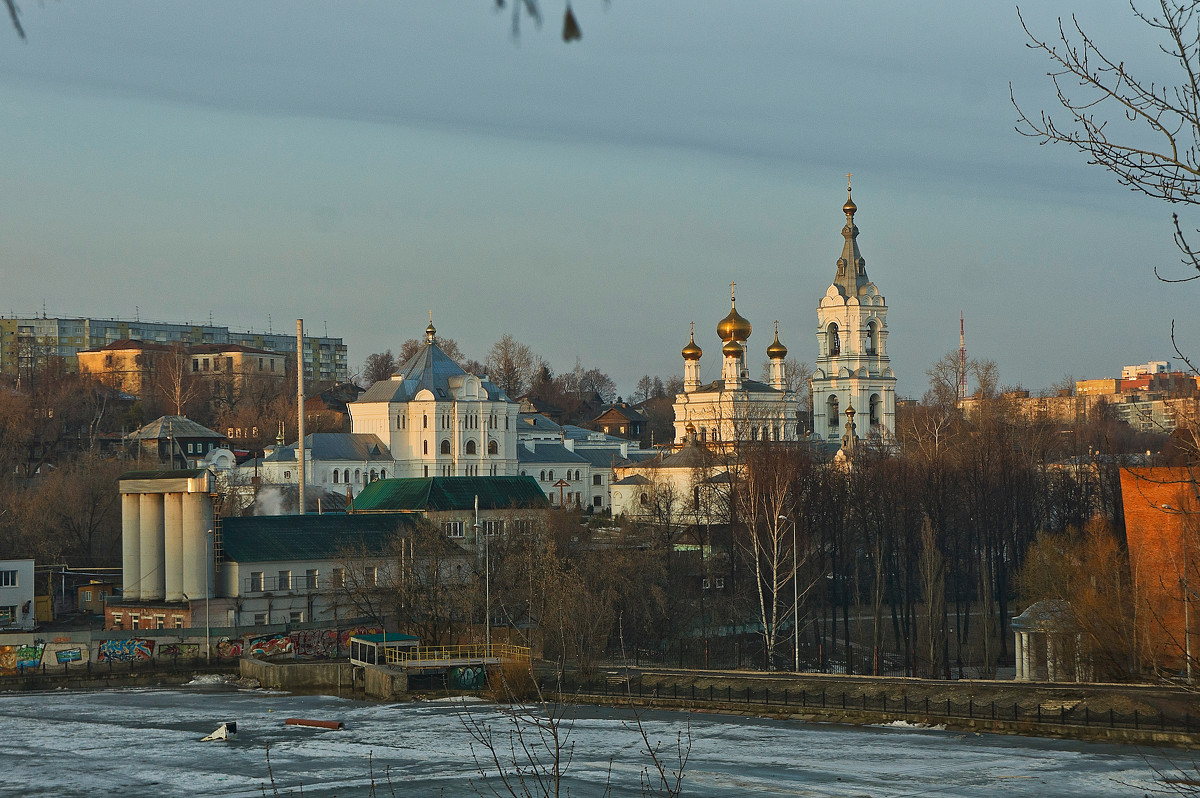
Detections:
959,312,968,403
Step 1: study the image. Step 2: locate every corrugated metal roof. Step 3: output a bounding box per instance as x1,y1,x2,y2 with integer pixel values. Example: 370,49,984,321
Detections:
119,468,207,481
221,513,420,563
350,476,548,513
128,415,225,441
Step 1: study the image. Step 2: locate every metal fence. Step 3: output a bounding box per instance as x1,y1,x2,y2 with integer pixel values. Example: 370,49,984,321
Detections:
572,679,1199,735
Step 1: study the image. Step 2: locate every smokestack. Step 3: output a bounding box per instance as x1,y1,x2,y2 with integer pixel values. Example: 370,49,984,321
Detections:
297,318,305,516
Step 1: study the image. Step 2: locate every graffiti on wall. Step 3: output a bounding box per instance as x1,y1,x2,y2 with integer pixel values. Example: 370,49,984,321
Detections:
55,648,82,664
289,626,382,659
0,643,45,675
159,643,200,659
215,637,243,658
450,666,486,690
246,634,293,658
97,638,154,662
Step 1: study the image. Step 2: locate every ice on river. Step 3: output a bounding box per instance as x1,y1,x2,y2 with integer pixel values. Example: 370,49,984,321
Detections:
0,685,1179,796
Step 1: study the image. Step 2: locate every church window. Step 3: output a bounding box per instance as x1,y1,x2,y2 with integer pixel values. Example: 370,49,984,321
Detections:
440,439,451,455
424,465,429,477
333,470,339,484
827,395,840,431
866,320,877,355
423,415,428,429
362,473,369,486
380,469,386,479
397,416,402,429
750,427,758,442
639,492,649,506
773,425,780,441
575,470,581,481
826,323,840,356
354,469,361,481
423,441,428,455
466,440,476,455
870,393,881,426
540,471,546,481
548,470,554,480
370,469,378,481
488,440,498,455
343,469,350,483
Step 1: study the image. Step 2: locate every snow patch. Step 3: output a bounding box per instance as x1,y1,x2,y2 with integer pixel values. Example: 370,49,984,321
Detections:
876,720,947,731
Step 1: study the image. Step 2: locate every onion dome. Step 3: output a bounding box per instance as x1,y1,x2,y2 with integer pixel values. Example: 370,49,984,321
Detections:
843,193,857,216
767,321,787,359
717,290,752,342
425,313,437,343
682,323,703,361
722,339,742,358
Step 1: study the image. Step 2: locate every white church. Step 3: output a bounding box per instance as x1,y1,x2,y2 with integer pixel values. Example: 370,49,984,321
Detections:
672,182,896,449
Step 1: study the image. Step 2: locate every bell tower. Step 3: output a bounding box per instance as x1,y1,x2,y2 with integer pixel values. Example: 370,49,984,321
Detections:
810,178,896,442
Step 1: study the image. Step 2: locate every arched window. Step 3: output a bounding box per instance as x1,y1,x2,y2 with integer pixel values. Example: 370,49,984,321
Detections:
344,469,350,483
362,473,368,486
575,470,581,481
548,470,554,480
422,414,428,429
827,395,840,432
826,322,840,356
423,441,429,455
354,469,361,481
750,427,758,442
639,492,649,506
865,320,877,355
870,393,882,427
466,440,476,455
370,469,378,482
440,439,451,455
488,440,498,455
540,470,546,481
380,469,386,479
333,470,339,484
521,470,526,476
397,415,402,429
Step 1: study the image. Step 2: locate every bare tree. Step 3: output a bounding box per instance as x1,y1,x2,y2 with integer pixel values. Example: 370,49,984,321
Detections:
154,342,204,416
361,350,398,386
486,334,537,398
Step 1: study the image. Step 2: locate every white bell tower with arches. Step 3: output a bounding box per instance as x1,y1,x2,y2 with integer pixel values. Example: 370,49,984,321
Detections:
810,179,897,442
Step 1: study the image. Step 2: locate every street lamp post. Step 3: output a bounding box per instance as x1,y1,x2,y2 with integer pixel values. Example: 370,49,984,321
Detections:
205,529,213,664
781,515,798,673
475,495,489,653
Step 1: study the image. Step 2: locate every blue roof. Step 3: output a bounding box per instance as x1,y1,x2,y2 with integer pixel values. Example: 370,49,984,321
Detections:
355,341,511,404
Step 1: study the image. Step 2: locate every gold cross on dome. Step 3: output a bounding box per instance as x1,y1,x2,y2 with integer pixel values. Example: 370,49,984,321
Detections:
730,281,736,302
689,321,695,338
846,172,853,191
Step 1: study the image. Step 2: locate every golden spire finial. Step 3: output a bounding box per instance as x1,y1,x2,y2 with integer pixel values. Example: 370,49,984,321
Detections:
730,281,736,303
774,320,779,336
843,174,857,216
846,172,852,191
690,321,695,337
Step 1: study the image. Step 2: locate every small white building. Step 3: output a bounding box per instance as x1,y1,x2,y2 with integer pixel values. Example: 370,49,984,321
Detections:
0,559,36,631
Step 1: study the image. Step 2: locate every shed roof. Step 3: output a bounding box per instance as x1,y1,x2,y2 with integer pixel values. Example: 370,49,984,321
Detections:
221,513,419,562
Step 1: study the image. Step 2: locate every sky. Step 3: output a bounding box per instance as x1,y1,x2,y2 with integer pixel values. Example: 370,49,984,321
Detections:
0,1,1194,399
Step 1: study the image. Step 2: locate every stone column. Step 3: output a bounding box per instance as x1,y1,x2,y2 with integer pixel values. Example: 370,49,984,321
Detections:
1014,631,1024,680
1022,632,1032,681
138,493,165,601
121,493,141,601
163,493,184,603
1046,635,1058,682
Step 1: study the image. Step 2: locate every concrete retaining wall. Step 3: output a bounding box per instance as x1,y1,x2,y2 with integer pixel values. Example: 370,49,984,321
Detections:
363,665,407,700
239,658,354,691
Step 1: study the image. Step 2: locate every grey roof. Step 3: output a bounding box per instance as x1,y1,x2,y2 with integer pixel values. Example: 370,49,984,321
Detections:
263,433,392,463
354,340,511,404
561,424,628,444
517,413,563,434
128,416,225,441
690,379,784,396
571,448,629,469
613,474,651,486
1011,600,1078,632
517,443,588,465
221,513,419,563
832,201,872,299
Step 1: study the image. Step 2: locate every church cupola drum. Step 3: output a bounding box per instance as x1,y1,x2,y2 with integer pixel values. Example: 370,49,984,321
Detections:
810,180,897,442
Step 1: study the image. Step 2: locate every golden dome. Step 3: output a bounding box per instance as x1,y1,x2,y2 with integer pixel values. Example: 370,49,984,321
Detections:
717,300,752,342
722,339,743,358
682,323,702,361
843,193,857,216
767,323,787,359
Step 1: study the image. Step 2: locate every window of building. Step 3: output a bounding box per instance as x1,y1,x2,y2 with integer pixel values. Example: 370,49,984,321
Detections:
283,470,291,480
488,440,498,455
333,470,339,484
423,414,428,429
82,590,93,602
130,613,140,630
440,439,451,455
716,577,725,589
593,495,603,507
1,570,20,587
331,568,345,589
214,357,221,371
826,322,840,356
344,469,350,483
259,357,264,371
444,521,465,538
203,358,210,371
155,615,166,629
466,440,476,455
702,578,711,589
174,615,184,629
270,359,276,372
548,470,554,480
290,611,304,624
192,358,200,373
364,567,377,588
354,469,361,482
380,469,386,479
593,474,602,486
110,612,122,629
639,493,649,506
424,465,429,477
484,520,503,536
249,571,264,592
423,441,429,455
306,569,319,590
226,357,234,371
539,470,546,481
370,469,378,481
397,415,402,429
254,613,267,625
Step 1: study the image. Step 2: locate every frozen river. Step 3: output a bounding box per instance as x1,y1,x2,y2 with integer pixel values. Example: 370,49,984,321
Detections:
0,682,1180,796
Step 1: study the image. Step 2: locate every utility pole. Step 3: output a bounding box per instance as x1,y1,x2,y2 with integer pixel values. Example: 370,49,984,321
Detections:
296,319,305,516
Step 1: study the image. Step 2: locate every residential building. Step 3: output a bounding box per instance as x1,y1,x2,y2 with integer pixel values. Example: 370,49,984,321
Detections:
0,559,36,631
126,416,233,469
77,340,286,397
0,314,347,384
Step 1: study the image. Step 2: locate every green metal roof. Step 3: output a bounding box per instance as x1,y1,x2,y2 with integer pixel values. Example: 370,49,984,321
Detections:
350,476,548,513
221,513,419,563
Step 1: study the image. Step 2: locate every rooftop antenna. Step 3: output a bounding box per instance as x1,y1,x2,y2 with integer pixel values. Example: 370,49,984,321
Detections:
268,315,272,334
959,312,968,403
135,305,140,322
